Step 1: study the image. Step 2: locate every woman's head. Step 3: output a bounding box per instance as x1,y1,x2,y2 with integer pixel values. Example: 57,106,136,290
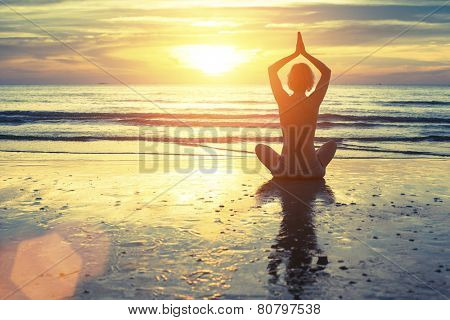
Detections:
287,63,314,94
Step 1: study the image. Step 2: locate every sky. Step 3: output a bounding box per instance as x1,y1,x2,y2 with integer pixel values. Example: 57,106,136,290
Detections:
0,0,448,85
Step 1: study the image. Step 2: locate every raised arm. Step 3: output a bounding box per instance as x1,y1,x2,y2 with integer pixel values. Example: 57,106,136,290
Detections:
268,37,302,106
298,33,331,105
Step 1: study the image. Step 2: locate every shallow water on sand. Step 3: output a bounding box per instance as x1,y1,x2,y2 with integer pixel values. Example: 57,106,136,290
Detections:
0,159,448,299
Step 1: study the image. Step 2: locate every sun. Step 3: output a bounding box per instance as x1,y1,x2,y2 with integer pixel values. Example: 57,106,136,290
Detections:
173,45,249,75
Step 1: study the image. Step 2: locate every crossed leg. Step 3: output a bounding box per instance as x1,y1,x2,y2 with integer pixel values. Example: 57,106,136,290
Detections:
316,140,337,168
255,144,281,174
256,141,337,177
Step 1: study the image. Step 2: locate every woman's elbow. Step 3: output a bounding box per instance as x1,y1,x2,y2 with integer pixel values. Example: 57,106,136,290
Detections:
322,68,331,81
268,63,279,74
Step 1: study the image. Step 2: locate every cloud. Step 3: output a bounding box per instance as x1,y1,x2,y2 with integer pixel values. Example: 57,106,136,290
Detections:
0,0,67,5
336,66,450,85
0,1,448,84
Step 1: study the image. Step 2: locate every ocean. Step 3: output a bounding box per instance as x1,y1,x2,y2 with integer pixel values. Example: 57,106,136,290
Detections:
0,84,449,159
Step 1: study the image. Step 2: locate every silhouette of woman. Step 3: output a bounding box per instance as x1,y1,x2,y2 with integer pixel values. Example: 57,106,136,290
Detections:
256,32,337,179
255,179,335,298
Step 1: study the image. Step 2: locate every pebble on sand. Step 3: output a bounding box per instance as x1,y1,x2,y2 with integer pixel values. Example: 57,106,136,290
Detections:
317,256,329,265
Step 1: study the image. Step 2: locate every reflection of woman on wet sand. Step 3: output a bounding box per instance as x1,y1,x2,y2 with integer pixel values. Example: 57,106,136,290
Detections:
256,32,337,179
256,179,334,298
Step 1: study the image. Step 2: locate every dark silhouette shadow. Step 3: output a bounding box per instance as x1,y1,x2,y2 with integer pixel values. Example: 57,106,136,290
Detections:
256,178,335,298
256,32,337,179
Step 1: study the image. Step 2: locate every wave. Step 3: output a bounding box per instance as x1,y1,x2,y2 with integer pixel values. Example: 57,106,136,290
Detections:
0,134,283,143
319,113,450,124
0,110,277,120
1,149,445,159
338,145,448,157
0,149,225,157
1,111,449,127
341,135,450,142
0,145,447,158
118,99,273,105
0,134,447,143
382,100,450,106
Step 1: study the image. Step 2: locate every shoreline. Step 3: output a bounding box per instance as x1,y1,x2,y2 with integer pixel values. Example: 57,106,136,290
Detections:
0,158,449,299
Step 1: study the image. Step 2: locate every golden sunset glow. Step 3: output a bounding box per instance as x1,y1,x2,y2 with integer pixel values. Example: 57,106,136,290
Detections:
0,1,448,85
173,45,250,75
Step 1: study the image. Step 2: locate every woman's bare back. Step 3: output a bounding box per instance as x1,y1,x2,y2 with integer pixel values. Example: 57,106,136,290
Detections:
257,99,326,179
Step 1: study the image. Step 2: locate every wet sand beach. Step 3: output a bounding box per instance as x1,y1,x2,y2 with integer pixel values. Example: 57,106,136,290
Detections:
0,157,449,299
